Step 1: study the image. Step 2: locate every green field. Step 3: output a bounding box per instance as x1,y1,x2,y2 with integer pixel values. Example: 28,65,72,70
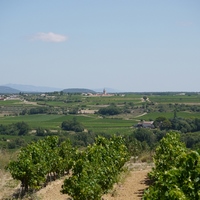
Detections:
149,94,200,104
0,114,135,135
0,100,23,106
137,111,200,121
0,92,200,135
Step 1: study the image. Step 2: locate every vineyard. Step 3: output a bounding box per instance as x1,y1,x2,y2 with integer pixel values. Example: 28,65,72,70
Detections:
6,135,129,200
4,131,200,199
6,136,75,193
1,93,200,199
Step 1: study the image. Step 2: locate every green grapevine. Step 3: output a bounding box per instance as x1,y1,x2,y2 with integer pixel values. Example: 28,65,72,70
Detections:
6,136,75,192
61,136,129,200
143,132,200,200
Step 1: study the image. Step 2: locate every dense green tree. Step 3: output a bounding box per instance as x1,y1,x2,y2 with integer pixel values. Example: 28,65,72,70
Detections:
98,106,122,115
160,119,172,130
29,107,48,114
36,127,45,136
143,96,148,101
134,128,156,146
154,130,167,141
153,116,167,128
61,117,84,132
68,107,79,114
173,109,177,119
15,122,29,135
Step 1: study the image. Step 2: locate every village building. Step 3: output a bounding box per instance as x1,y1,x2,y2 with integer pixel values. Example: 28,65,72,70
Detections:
136,121,154,128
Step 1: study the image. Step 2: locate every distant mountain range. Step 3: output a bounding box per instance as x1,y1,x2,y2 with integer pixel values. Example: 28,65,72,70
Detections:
0,86,20,94
62,88,96,93
3,84,63,93
0,84,120,94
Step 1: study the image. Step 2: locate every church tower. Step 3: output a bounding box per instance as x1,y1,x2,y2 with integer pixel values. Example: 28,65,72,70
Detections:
103,88,106,95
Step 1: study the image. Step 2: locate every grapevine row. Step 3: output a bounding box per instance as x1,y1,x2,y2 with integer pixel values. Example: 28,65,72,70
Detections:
6,135,129,199
6,136,75,192
61,136,129,200
143,132,200,200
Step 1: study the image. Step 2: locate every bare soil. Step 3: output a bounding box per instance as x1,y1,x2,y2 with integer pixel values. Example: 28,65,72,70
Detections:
102,169,150,200
0,170,20,200
36,163,152,200
0,163,152,200
19,101,38,105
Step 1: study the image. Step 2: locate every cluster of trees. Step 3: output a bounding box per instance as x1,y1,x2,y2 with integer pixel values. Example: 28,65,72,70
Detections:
124,128,166,159
0,122,29,136
171,104,200,112
143,132,200,200
29,107,48,114
69,131,111,147
21,106,80,115
21,107,48,115
1,137,27,149
154,116,200,133
127,125,200,151
141,101,200,114
181,132,200,149
97,103,141,116
61,117,84,132
35,127,54,137
97,105,122,116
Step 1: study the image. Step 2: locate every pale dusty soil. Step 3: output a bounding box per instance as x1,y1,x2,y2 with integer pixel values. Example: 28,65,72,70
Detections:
79,109,98,114
0,170,20,200
102,170,150,200
36,177,70,200
35,164,151,200
22,101,38,105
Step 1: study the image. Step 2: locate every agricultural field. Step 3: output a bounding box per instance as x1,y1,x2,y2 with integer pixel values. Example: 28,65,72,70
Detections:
0,92,200,133
1,92,200,199
0,93,143,128
138,111,200,121
148,94,200,104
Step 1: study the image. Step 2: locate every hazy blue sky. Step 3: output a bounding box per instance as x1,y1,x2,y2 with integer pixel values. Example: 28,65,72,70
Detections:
0,1,200,92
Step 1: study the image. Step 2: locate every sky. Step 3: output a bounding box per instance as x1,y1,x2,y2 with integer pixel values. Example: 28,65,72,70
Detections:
0,0,200,92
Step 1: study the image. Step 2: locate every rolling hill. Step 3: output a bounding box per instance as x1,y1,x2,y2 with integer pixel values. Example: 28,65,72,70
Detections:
62,88,96,94
0,86,20,94
4,84,62,93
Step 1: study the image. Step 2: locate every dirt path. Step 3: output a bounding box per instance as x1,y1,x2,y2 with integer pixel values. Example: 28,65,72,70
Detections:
36,167,151,200
102,169,150,200
134,112,147,118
